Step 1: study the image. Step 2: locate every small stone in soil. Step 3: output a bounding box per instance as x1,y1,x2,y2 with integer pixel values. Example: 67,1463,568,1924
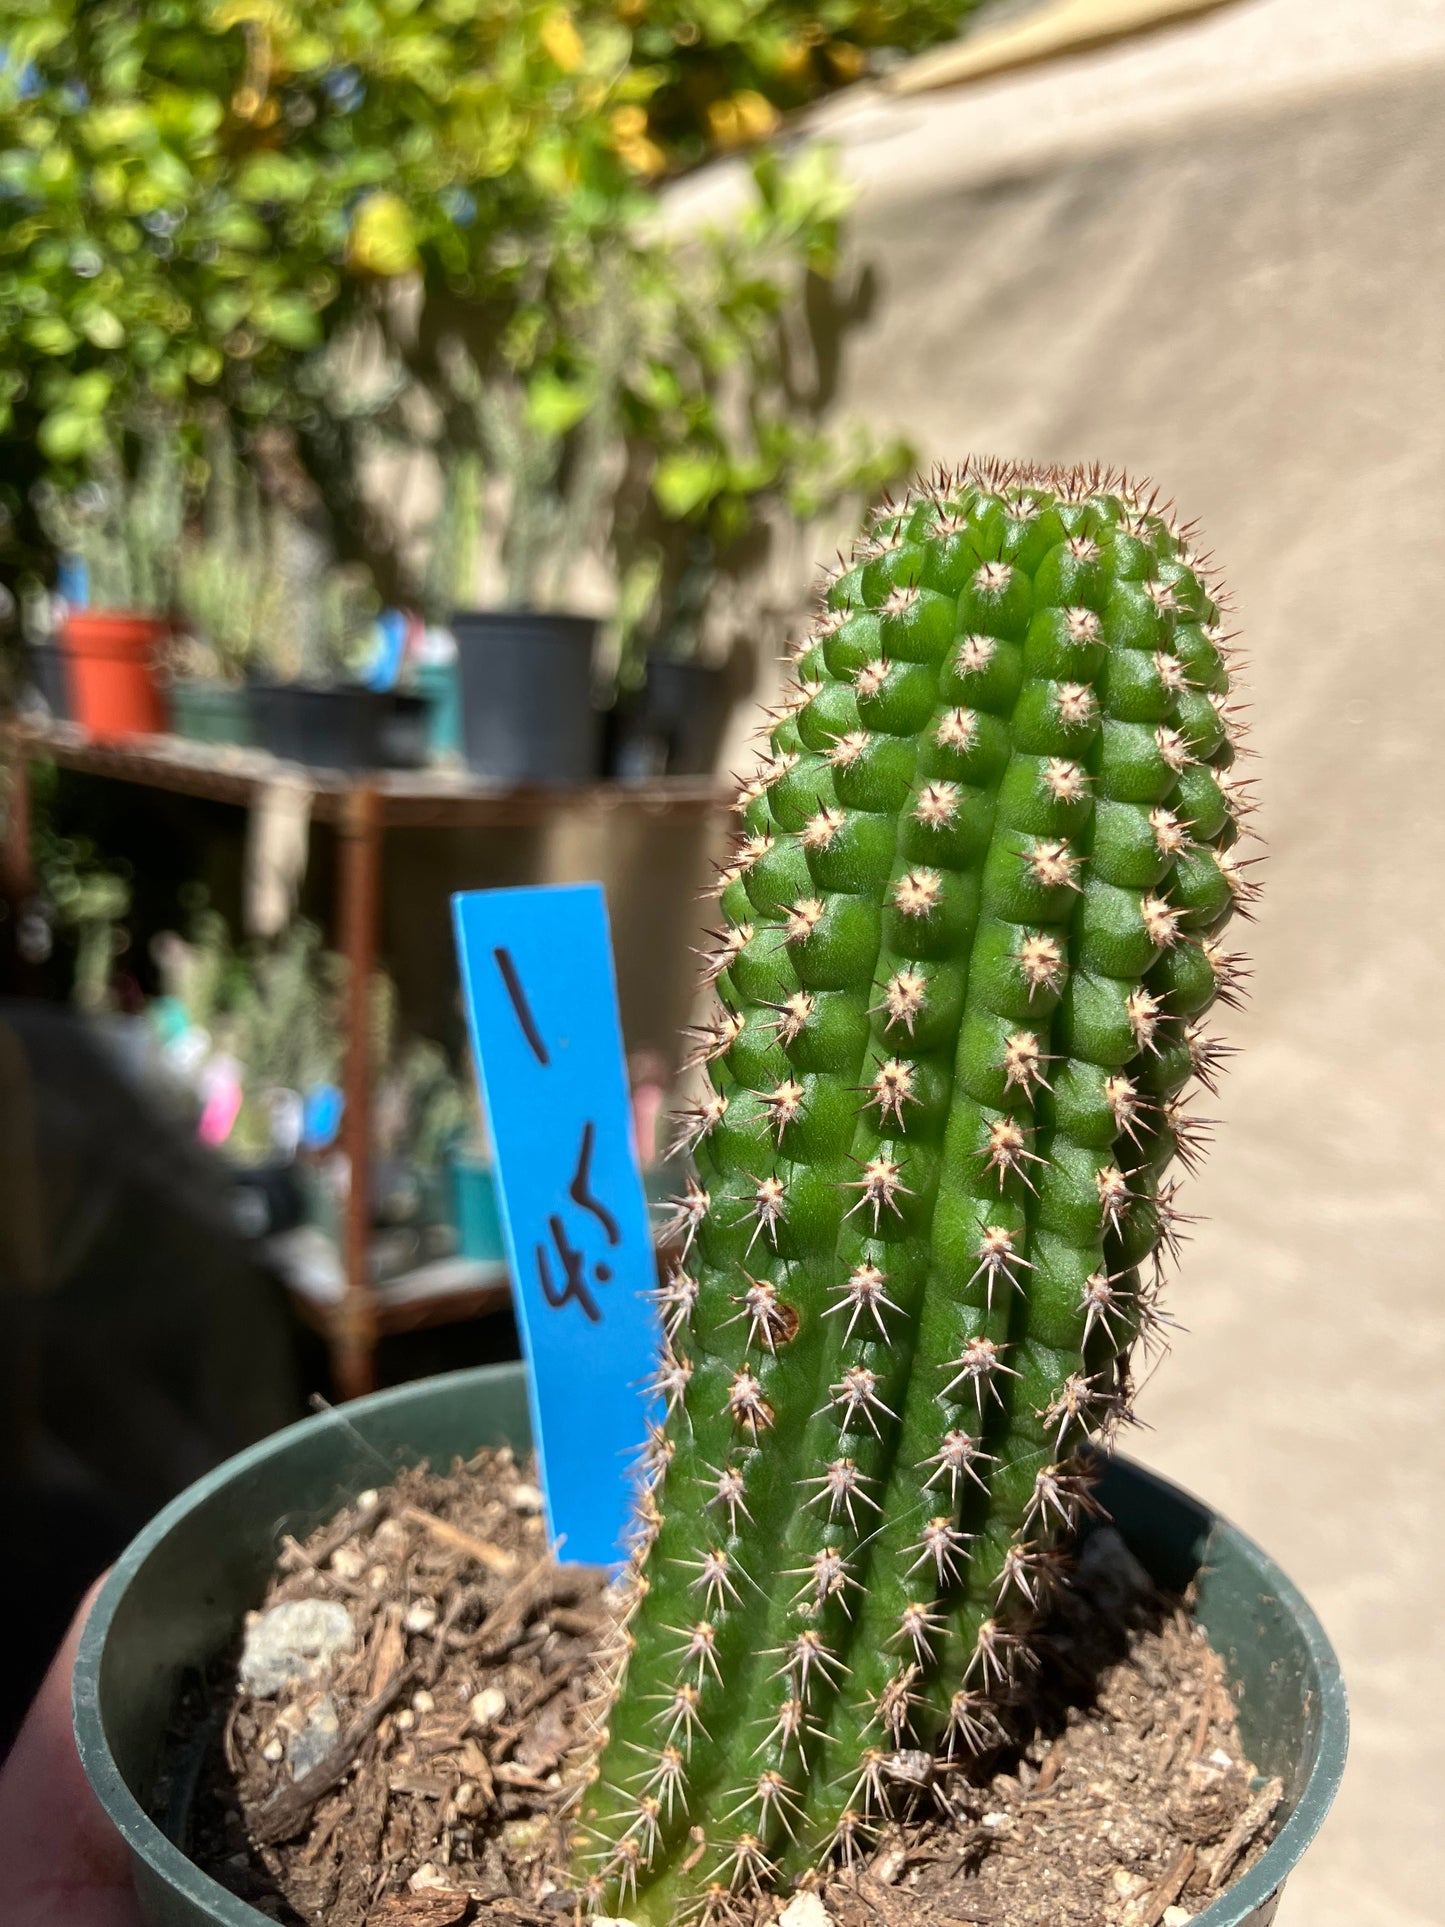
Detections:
285,1694,339,1778
469,1686,507,1730
238,1598,354,1697
779,1896,834,1927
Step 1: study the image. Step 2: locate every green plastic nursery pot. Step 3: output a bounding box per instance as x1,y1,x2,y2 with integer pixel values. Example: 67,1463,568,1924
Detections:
167,680,256,748
73,1365,1346,1927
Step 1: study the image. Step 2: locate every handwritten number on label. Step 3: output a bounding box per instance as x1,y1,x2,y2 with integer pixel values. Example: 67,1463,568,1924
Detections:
494,945,550,1066
536,1213,603,1324
570,1120,621,1246
498,947,621,1327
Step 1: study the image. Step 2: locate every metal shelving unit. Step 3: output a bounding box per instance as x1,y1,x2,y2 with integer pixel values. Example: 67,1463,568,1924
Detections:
1,717,726,1397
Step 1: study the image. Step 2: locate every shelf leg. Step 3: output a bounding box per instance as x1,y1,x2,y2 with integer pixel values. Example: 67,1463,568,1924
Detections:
1,749,34,905
335,785,381,1402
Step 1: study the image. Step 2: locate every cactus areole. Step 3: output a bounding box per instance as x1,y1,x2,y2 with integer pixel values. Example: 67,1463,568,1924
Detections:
575,462,1253,1921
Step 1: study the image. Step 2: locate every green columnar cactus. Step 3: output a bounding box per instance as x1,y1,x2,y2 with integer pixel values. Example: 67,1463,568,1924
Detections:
576,461,1253,1922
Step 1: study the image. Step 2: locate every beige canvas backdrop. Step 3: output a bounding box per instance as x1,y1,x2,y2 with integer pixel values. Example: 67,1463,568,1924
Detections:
674,3,1444,1923
357,10,1442,1916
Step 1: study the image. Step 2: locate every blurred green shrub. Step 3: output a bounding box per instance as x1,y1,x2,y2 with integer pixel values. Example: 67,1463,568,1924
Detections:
1,0,946,621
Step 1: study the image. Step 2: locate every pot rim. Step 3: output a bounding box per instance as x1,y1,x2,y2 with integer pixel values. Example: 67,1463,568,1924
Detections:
72,1364,1348,1927
449,607,600,638
62,606,170,625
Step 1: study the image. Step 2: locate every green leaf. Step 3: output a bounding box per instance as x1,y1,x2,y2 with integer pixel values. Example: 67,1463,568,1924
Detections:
236,153,311,204
632,360,683,412
209,206,269,250
653,452,724,520
204,288,251,333
524,371,593,438
68,369,113,413
80,103,152,151
254,294,321,349
23,315,77,355
38,406,104,461
78,305,124,350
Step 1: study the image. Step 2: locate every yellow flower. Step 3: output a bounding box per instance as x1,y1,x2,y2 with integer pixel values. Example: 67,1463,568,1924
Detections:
209,0,294,30
708,90,779,149
540,10,584,72
616,133,666,177
347,191,420,278
774,39,815,82
732,89,780,139
706,98,739,146
825,41,867,80
610,104,648,140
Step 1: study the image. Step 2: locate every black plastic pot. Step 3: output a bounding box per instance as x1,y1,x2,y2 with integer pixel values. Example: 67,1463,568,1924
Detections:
248,683,429,773
26,639,72,720
451,609,599,785
611,654,732,780
225,1160,305,1240
74,1365,1347,1927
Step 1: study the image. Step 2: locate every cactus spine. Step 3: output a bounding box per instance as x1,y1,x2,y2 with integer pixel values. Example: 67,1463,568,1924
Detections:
577,461,1253,1922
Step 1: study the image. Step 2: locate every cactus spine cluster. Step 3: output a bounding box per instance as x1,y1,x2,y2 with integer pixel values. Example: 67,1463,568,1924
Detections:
576,461,1253,1922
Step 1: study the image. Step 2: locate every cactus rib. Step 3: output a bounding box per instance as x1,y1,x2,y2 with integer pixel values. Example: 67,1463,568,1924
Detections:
576,460,1251,1922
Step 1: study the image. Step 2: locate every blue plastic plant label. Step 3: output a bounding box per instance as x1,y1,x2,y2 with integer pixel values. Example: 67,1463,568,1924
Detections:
452,882,659,1566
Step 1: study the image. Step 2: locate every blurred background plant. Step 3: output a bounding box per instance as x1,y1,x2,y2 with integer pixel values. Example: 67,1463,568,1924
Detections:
170,418,283,685
31,423,185,614
412,144,914,676
17,758,134,1011
0,0,936,656
604,150,915,685
212,918,346,1163
154,905,474,1215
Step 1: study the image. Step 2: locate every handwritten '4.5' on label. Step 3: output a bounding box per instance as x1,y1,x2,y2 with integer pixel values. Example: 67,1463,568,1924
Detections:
452,885,659,1566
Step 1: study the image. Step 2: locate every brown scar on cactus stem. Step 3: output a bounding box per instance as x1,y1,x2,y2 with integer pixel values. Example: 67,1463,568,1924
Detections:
578,460,1253,1921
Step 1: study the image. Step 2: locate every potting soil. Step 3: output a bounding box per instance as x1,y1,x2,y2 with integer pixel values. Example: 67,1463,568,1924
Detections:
160,1450,1281,1927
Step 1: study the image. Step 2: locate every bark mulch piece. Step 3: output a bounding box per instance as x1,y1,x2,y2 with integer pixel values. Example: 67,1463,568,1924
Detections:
159,1448,1282,1927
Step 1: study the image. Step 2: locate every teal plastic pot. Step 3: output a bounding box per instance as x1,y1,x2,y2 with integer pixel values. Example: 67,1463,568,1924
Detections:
449,1152,505,1260
413,656,465,760
167,680,256,748
73,1366,1347,1927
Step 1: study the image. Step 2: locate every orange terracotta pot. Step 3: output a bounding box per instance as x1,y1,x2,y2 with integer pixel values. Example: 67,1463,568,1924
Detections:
59,609,171,740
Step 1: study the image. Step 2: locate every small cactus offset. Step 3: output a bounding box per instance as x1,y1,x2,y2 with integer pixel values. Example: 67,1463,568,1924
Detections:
576,460,1254,1922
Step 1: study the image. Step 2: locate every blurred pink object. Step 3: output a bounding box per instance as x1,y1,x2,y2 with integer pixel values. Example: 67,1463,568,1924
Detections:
197,1057,243,1148
628,1049,671,1169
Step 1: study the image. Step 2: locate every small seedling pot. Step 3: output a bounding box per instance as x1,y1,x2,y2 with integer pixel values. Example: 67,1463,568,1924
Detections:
73,1364,1347,1927
60,609,171,740
451,609,600,785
